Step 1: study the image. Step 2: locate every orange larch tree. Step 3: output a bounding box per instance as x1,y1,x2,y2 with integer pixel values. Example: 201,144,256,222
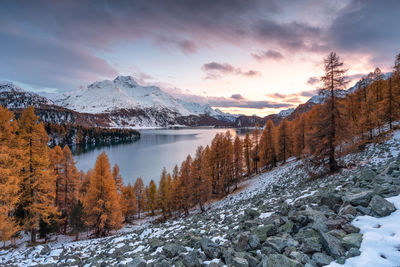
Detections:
0,106,21,245
243,133,252,176
121,184,137,223
84,152,122,237
308,52,348,172
133,177,145,218
232,135,244,190
15,107,59,243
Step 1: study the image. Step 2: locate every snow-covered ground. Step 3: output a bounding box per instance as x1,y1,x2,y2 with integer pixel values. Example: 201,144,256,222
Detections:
329,195,400,267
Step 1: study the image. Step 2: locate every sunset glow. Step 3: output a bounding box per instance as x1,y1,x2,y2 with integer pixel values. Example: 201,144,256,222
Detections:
0,0,398,115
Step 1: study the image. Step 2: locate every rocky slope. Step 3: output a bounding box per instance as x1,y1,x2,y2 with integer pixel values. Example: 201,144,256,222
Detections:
1,129,400,266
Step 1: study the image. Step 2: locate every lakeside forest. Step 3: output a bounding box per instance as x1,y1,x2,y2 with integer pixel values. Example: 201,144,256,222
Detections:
1,52,400,246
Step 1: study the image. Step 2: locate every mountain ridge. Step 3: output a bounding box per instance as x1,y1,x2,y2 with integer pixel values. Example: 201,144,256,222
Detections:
2,73,391,128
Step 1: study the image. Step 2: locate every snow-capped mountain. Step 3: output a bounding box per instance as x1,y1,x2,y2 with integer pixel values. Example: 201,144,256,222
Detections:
177,99,240,122
56,76,236,124
0,78,238,128
0,81,54,109
307,72,393,105
57,76,192,116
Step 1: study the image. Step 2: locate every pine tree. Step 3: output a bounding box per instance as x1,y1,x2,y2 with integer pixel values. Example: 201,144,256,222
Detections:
277,119,290,164
209,133,223,195
166,173,173,216
157,168,169,220
84,152,122,237
243,133,252,175
380,77,398,130
221,131,234,194
121,184,137,223
191,146,211,212
69,200,86,241
49,146,63,209
251,126,261,174
133,178,144,218
358,76,377,140
146,180,157,216
178,156,192,215
259,120,277,170
79,169,92,198
309,52,348,172
292,116,306,158
112,164,123,194
15,107,59,243
59,146,80,233
232,135,243,190
0,106,20,246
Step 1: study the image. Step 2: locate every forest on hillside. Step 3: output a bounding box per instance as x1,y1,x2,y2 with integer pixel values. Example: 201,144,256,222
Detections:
44,122,141,148
0,52,399,246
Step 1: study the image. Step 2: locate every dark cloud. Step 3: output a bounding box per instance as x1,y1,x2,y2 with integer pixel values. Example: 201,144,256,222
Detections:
231,94,245,100
0,32,117,89
326,0,400,64
202,62,261,79
265,92,312,103
252,49,284,61
285,97,302,103
178,40,198,54
1,0,399,90
265,92,289,99
208,96,292,109
299,90,318,97
202,62,236,73
242,70,261,77
155,36,198,54
253,19,322,51
167,87,292,109
307,77,319,85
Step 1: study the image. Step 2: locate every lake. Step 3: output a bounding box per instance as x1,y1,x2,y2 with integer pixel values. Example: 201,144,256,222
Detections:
74,128,250,186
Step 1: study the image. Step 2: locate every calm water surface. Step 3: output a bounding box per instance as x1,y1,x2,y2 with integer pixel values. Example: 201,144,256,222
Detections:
74,128,249,185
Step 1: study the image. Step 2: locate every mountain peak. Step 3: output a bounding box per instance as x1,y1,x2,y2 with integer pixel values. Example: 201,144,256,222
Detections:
113,75,138,87
0,81,24,93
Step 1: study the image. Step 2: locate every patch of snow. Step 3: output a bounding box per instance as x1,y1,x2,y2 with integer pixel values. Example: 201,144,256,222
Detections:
328,195,400,267
259,212,274,219
277,108,295,117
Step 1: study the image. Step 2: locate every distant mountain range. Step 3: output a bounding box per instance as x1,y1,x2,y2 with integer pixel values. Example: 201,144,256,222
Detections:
0,74,391,128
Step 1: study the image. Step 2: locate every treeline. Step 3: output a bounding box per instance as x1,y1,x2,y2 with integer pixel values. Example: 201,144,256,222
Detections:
44,122,140,148
135,51,400,222
1,52,400,246
0,106,147,244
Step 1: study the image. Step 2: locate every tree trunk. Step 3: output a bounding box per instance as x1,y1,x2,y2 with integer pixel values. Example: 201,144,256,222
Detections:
329,66,338,172
31,228,36,243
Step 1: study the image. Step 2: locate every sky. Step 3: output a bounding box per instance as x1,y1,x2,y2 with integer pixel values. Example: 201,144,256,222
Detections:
0,0,399,116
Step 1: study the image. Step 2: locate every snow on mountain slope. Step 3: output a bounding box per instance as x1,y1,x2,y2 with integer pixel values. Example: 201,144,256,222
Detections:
56,76,238,124
277,108,295,118
0,81,54,109
56,76,192,115
307,72,392,105
177,99,239,122
307,89,348,104
177,99,217,116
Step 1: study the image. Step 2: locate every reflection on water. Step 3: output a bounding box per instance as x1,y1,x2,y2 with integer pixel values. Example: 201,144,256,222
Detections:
74,128,250,185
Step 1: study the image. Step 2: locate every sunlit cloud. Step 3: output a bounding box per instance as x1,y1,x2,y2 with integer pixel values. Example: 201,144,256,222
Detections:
252,49,284,61
202,62,261,79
